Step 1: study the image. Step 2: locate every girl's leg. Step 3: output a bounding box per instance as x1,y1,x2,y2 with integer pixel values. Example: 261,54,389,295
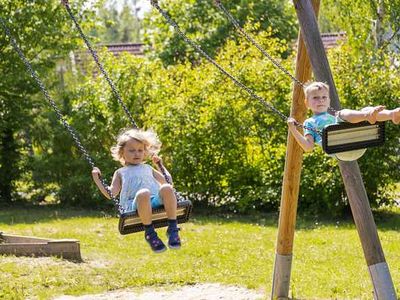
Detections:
135,189,153,225
159,184,177,219
136,189,166,253
159,184,181,249
339,106,385,124
376,107,400,124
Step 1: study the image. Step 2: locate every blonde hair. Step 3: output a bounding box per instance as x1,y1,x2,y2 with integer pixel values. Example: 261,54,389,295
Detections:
111,128,161,165
303,81,329,101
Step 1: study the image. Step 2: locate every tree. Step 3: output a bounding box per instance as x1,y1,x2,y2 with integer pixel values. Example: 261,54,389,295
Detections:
120,0,142,42
143,0,297,65
92,0,143,43
96,4,121,43
0,0,92,204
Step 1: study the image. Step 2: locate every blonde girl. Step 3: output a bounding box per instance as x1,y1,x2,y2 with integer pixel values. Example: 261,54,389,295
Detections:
92,128,180,253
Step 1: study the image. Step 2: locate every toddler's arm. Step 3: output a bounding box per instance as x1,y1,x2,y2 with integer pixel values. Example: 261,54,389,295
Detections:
152,155,173,185
287,117,315,152
91,167,121,199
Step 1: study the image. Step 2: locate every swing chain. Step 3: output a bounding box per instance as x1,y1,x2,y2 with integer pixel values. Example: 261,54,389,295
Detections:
150,1,321,136
156,161,185,202
62,2,186,192
61,1,138,129
215,0,339,123
0,16,124,215
214,0,305,88
150,1,288,120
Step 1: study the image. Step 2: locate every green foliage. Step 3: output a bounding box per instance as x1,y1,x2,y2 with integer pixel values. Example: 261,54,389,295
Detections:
1,0,399,215
143,0,297,65
73,27,399,215
0,0,92,204
300,148,346,216
70,29,293,211
92,0,143,43
319,0,400,51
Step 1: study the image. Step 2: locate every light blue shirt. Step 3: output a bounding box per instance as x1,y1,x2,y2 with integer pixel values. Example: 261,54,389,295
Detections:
303,112,337,146
118,164,160,212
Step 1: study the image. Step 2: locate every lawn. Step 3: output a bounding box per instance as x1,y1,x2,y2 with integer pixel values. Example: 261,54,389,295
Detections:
0,207,399,299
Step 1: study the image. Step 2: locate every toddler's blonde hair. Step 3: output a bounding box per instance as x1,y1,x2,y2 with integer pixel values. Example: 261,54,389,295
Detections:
111,128,161,165
303,81,329,101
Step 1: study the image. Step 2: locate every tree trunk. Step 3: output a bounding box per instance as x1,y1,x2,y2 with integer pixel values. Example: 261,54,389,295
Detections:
0,128,18,204
373,0,386,48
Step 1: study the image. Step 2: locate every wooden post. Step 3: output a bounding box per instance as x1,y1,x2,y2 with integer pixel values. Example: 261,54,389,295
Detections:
271,1,320,298
291,1,396,299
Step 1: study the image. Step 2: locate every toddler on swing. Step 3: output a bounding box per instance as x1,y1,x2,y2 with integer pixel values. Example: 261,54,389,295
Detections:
287,81,400,152
91,128,181,253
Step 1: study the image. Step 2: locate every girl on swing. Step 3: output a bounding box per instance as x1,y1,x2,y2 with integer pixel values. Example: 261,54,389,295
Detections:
91,128,181,253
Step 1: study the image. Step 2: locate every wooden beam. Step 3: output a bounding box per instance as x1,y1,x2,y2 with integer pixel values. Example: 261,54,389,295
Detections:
0,233,81,261
272,1,320,298
292,1,396,299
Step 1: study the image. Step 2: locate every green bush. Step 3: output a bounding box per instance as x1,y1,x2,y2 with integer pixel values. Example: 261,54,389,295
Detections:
21,26,400,216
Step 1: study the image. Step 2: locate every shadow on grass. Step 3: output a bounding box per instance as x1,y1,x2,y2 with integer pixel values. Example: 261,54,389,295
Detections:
0,204,117,226
370,208,400,231
190,207,400,232
1,204,399,231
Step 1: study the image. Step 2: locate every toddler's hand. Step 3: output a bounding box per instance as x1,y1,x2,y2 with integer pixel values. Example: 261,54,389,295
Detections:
92,167,102,180
287,117,298,128
152,154,163,165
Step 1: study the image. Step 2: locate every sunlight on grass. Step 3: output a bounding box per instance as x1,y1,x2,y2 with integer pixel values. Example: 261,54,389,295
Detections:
0,208,399,299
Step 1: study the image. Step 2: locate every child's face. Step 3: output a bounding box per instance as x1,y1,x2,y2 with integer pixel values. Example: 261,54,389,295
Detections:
122,138,146,165
306,88,330,114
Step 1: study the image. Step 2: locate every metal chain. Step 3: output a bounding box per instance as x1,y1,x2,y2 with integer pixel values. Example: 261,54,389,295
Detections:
0,16,124,214
61,1,138,129
156,161,185,202
214,0,305,88
149,0,321,135
214,0,338,120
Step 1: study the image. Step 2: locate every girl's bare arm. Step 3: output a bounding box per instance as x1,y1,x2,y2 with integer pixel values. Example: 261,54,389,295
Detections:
92,168,122,199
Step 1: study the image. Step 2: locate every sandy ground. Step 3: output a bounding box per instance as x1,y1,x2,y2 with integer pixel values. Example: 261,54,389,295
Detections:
54,283,265,300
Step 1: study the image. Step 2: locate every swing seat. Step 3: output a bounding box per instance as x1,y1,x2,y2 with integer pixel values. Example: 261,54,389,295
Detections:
118,199,193,235
322,121,385,160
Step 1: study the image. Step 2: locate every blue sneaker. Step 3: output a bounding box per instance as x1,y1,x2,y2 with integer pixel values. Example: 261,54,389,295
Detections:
167,227,181,249
145,231,167,253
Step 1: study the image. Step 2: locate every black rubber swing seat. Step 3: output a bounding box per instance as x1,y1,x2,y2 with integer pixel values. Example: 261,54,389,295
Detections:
322,121,385,155
118,199,193,235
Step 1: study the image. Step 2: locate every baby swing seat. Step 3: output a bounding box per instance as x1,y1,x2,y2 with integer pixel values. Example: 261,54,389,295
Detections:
322,121,385,161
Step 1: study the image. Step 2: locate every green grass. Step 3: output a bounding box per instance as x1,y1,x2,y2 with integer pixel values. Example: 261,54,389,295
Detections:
0,207,399,299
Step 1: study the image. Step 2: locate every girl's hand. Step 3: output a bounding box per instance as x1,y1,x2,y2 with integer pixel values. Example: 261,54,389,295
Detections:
152,154,163,165
92,167,102,180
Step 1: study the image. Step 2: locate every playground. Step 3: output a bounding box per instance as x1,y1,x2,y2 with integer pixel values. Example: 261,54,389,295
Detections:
1,0,400,299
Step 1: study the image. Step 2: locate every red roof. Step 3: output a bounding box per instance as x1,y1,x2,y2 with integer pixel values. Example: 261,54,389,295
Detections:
101,43,144,56
75,31,344,61
321,32,346,49
72,33,345,71
71,43,144,73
